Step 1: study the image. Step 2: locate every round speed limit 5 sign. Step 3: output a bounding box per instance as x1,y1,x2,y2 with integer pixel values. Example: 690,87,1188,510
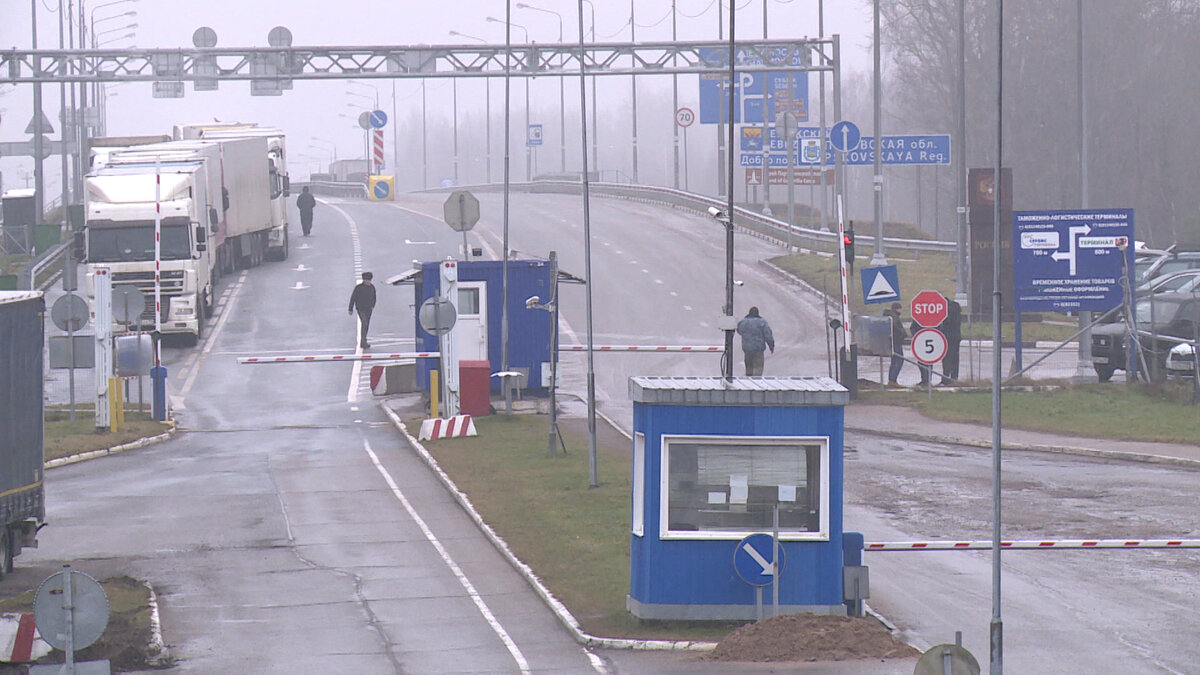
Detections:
910,327,948,365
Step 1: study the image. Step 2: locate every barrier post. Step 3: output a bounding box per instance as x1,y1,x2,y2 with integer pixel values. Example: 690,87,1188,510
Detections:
431,369,440,419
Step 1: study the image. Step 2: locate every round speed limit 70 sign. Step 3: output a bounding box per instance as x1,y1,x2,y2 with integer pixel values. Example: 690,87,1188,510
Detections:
911,327,948,364
675,107,696,128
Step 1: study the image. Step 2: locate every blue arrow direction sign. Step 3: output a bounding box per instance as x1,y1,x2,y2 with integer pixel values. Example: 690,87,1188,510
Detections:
373,180,391,200
861,265,901,305
369,110,388,129
733,533,786,587
830,120,860,152
740,133,951,167
1013,209,1135,312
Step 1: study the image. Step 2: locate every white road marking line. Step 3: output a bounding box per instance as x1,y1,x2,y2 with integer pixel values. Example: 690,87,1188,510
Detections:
362,438,531,674
325,203,366,403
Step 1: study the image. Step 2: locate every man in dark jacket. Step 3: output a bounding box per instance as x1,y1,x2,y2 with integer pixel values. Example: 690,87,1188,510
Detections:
736,306,775,376
886,302,906,386
938,298,963,385
348,272,376,348
296,186,316,236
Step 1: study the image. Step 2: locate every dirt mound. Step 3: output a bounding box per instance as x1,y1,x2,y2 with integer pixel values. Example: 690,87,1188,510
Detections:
706,613,920,662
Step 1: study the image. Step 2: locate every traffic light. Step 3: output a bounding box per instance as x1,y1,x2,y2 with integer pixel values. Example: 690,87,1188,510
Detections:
843,226,855,272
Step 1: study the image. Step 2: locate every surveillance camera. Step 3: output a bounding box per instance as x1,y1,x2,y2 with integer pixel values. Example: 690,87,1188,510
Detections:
734,280,745,287
525,295,540,309
707,206,724,218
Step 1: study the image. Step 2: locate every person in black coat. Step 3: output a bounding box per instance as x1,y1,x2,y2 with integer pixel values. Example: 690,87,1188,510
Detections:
296,186,316,236
348,272,376,348
886,303,906,386
938,298,963,385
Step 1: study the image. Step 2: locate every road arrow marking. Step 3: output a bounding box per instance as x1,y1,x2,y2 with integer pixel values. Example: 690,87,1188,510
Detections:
292,264,310,272
291,281,309,291
742,542,775,575
405,239,436,245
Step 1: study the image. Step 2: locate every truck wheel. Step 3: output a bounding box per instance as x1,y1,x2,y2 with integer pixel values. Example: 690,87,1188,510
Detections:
0,527,11,578
1096,364,1115,383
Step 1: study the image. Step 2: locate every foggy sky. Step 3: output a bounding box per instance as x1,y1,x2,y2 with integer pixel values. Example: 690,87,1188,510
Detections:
0,1,873,211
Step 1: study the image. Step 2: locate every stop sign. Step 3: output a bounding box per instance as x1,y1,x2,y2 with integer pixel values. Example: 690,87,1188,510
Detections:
911,290,948,327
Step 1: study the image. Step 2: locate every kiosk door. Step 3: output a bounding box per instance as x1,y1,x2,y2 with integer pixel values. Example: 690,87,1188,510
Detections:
456,282,488,362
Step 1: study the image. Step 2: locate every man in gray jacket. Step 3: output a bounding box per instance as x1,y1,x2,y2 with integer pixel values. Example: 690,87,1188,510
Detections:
736,306,775,376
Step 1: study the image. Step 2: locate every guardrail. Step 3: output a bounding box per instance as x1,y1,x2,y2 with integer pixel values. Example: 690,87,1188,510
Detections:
300,180,368,199
27,239,71,291
426,179,955,258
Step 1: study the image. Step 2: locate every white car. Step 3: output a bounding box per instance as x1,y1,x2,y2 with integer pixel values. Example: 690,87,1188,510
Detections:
1167,342,1197,378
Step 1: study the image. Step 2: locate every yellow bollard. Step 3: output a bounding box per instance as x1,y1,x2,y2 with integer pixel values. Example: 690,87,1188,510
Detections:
108,377,125,432
431,369,440,418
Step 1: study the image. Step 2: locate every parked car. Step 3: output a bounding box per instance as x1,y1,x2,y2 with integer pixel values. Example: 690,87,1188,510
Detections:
1138,269,1200,295
1167,342,1196,378
1090,290,1200,382
1139,250,1200,286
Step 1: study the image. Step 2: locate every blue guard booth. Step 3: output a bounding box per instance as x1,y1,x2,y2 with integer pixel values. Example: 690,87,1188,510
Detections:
627,376,859,620
393,258,559,396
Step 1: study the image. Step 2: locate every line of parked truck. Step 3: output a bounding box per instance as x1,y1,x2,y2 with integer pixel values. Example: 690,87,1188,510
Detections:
83,121,292,344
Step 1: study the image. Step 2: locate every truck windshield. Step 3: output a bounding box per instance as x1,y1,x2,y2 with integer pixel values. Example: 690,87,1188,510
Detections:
87,219,192,262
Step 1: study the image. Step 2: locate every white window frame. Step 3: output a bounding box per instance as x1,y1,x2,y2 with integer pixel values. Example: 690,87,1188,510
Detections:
632,433,645,537
658,433,830,541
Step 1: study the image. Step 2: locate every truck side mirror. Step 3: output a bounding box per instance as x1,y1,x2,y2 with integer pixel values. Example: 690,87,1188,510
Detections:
209,206,219,233
222,187,230,212
282,175,291,197
195,225,207,244
73,230,87,263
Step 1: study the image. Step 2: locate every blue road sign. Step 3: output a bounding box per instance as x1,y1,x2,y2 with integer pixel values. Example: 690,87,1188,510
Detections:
527,123,543,147
733,533,786,587
861,265,901,305
830,120,860,152
698,48,810,125
373,180,391,200
369,109,388,129
740,133,951,167
1012,209,1136,312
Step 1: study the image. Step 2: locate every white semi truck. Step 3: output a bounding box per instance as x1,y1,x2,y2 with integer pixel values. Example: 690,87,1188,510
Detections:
174,122,291,261
84,136,273,344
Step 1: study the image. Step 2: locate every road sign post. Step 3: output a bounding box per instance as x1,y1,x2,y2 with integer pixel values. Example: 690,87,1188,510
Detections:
443,190,480,259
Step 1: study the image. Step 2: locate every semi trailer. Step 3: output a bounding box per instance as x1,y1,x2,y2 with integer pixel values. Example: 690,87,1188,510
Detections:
0,291,45,579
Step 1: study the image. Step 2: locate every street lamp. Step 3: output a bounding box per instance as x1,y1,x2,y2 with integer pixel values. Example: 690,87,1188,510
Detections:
516,3,566,175
581,0,598,170
525,251,562,458
449,30,492,184
486,16,532,182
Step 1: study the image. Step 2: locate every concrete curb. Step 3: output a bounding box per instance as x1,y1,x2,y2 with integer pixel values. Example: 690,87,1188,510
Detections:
378,403,718,654
44,424,177,470
846,423,1200,469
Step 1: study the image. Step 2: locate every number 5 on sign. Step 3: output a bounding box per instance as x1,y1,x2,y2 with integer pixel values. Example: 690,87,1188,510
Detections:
911,327,947,364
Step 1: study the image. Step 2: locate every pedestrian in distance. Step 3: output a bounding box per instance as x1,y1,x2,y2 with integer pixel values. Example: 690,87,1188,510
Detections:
296,186,316,236
736,306,775,376
938,298,963,385
886,302,906,386
348,272,376,349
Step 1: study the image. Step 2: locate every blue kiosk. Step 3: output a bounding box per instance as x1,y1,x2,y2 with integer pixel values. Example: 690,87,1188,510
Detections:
627,376,863,620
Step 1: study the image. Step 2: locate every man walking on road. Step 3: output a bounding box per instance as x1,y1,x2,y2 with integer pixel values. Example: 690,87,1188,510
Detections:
296,186,316,236
348,272,376,349
736,306,775,376
887,302,906,386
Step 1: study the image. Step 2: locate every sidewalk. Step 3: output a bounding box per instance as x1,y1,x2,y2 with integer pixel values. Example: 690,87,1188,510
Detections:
845,402,1200,468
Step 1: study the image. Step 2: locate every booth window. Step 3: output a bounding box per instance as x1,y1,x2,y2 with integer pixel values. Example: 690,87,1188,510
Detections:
660,434,829,540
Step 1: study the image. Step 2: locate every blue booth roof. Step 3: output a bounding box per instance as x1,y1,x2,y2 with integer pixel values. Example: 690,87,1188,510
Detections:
629,376,849,407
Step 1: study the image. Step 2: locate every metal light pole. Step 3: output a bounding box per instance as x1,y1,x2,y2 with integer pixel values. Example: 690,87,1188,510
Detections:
31,0,45,227
761,0,772,215
955,0,968,306
671,0,680,189
723,1,737,381
422,80,428,189
450,30,493,183
516,3,565,174
490,17,531,182
582,0,598,171
629,0,639,184
990,2,1006,672
575,0,598,487
1075,0,1093,378
870,0,887,266
501,3,514,414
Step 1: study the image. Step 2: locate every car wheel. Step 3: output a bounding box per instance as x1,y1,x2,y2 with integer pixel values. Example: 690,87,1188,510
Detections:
1096,364,1115,383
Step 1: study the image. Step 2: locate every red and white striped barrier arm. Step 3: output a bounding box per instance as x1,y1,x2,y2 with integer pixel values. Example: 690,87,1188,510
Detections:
0,612,51,663
864,538,1200,551
238,352,439,364
559,345,723,352
418,415,477,440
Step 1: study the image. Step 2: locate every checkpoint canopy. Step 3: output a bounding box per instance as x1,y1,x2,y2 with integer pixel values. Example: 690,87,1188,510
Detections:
627,376,860,621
